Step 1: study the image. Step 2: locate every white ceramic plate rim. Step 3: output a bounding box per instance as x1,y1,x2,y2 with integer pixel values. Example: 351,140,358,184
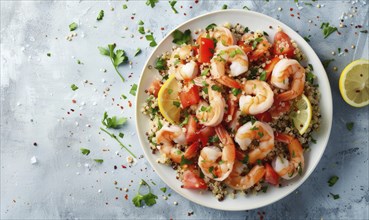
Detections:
135,9,333,211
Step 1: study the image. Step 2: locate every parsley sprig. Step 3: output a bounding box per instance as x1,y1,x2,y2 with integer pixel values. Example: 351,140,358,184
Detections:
98,44,128,82
100,127,136,158
102,112,127,129
320,22,338,39
169,1,178,13
132,180,158,207
172,29,192,45
146,0,158,8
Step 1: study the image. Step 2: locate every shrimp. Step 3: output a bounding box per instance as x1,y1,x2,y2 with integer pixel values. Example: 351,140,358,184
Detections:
197,27,235,47
271,59,305,101
239,80,274,115
198,125,236,181
239,33,272,62
196,82,226,127
235,121,274,164
169,45,199,81
156,125,196,163
225,159,266,190
272,133,304,179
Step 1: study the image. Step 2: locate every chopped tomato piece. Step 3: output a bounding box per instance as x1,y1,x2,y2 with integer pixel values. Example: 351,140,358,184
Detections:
265,163,279,186
197,126,215,146
147,79,161,97
269,99,291,119
237,40,253,54
182,170,207,189
192,46,198,56
185,115,198,144
184,141,199,159
226,94,238,122
255,112,272,123
272,31,295,58
264,57,281,80
179,85,200,108
198,38,215,63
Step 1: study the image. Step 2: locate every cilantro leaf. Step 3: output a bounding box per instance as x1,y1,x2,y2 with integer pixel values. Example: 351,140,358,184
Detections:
138,26,145,34
320,22,338,39
98,46,110,56
328,175,339,187
102,111,127,129
97,10,104,21
346,122,354,131
130,84,138,96
94,159,104,163
222,4,228,9
306,71,315,84
180,155,193,166
241,155,249,164
98,44,128,82
122,4,128,9
143,192,158,206
154,57,167,71
71,84,79,91
205,23,217,31
259,71,267,81
69,22,78,31
100,127,136,158
169,1,178,14
231,88,242,96
160,187,167,193
330,193,340,200
132,179,158,207
145,33,157,47
132,194,144,207
134,48,141,57
172,29,192,45
80,148,90,155
146,0,158,8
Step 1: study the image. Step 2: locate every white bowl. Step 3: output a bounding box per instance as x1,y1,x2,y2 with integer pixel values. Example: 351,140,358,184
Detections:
135,10,333,211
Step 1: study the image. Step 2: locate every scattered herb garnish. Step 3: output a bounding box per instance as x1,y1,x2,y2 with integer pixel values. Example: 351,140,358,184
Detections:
138,26,145,34
241,155,249,164
303,35,311,42
94,159,104,163
80,148,90,155
243,5,250,10
119,132,124,138
160,187,167,193
134,48,141,57
322,59,334,68
208,166,217,178
330,193,340,200
169,1,178,14
206,23,217,31
201,68,210,76
98,44,128,82
77,59,83,65
154,57,167,71
100,127,136,158
71,84,79,91
180,155,193,166
138,20,144,25
69,22,78,31
257,159,262,165
297,162,303,175
173,101,181,108
172,29,192,45
304,2,313,6
360,30,368,33
261,185,268,193
320,22,338,39
179,115,189,126
231,88,242,96
145,33,157,47
222,4,228,9
328,175,339,187
123,4,128,9
259,71,267,81
132,179,158,207
211,85,222,92
130,84,138,96
244,27,249,33
346,122,354,131
47,53,51,57
258,132,264,138
306,71,315,84
338,48,341,53
146,0,159,8
121,94,127,99
97,10,104,21
208,135,220,143
102,111,127,129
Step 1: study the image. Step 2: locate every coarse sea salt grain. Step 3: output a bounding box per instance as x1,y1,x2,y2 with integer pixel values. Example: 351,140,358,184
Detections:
30,156,37,164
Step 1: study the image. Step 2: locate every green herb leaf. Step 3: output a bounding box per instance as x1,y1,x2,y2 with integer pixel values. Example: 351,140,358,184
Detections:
99,44,128,82
258,132,264,138
145,34,157,47
134,48,141,57
160,187,167,193
346,122,354,131
211,85,222,92
132,194,144,207
138,26,145,34
154,57,168,71
244,27,249,33
98,46,110,56
231,88,242,96
322,59,334,68
69,22,78,31
179,115,189,126
208,166,217,178
97,10,104,21
80,148,90,155
130,84,138,96
143,192,158,206
173,101,180,108
243,5,250,10
102,111,128,129
222,4,228,9
297,162,303,175
320,22,338,39
138,20,144,25
328,175,339,187
201,68,210,76
169,1,178,14
241,155,249,164
259,71,267,81
172,29,192,45
261,185,268,193
94,159,104,163
47,53,51,57
119,132,124,138
205,23,217,31
121,94,127,99
330,193,340,200
306,71,315,84
208,135,219,143
257,159,262,165
146,0,158,8
71,84,79,91
123,4,128,9
303,35,311,42
180,155,193,166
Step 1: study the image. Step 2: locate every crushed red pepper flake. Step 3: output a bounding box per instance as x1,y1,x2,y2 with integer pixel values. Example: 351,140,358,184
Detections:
125,194,128,200
72,99,76,103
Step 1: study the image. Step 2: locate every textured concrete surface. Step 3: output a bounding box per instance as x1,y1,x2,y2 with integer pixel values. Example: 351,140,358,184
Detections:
1,1,368,219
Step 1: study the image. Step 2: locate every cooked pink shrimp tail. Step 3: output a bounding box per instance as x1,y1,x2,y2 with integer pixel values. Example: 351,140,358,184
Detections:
225,160,266,190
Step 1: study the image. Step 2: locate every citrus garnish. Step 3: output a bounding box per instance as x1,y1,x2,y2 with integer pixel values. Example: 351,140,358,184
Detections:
157,74,181,124
339,59,369,107
289,94,313,135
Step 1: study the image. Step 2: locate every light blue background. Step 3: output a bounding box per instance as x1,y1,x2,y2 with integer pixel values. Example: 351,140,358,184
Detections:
1,1,368,219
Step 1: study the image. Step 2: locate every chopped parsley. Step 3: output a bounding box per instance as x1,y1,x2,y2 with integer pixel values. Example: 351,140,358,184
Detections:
330,193,340,200
119,132,124,138
160,187,167,193
70,84,79,91
258,132,264,138
252,37,263,49
346,122,354,131
200,106,212,112
328,176,339,187
259,71,267,81
261,185,268,193
179,115,189,126
320,22,338,39
244,27,249,33
172,29,192,45
47,53,51,57
145,33,157,47
154,57,167,70
241,155,249,164
122,4,128,9
100,127,136,158
138,20,144,25
69,22,78,31
306,71,315,84
231,88,242,96
201,68,210,76
97,10,104,21
121,94,127,99
303,35,311,42
130,84,138,96
134,48,141,57
209,166,217,178
169,1,178,14
222,4,228,9
138,26,145,34
229,49,243,58
102,111,127,129
243,5,250,10
94,159,104,163
257,159,262,165
205,23,217,31
211,85,222,92
77,59,83,65
146,0,158,8
132,179,158,207
98,44,128,82
80,148,90,155
173,101,180,108
208,135,219,143
180,155,193,166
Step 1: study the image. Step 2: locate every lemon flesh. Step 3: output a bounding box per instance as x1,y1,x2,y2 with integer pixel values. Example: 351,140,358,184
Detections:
339,59,369,107
157,74,181,124
289,94,313,135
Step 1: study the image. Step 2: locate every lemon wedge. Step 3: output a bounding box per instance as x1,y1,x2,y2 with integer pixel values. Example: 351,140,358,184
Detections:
339,59,369,107
157,74,181,124
289,94,313,135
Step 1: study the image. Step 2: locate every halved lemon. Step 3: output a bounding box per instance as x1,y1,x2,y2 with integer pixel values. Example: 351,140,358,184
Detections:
157,74,181,124
289,94,313,135
339,59,369,107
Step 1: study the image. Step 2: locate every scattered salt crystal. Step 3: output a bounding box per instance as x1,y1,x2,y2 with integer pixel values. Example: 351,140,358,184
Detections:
115,151,119,155
76,172,80,175
102,79,106,83
16,102,21,106
75,122,79,126
84,163,90,168
30,156,37,164
29,36,35,42
80,101,86,106
98,189,102,193
92,102,97,106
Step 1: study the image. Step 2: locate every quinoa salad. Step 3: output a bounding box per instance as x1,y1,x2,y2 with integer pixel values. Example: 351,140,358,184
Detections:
142,22,321,201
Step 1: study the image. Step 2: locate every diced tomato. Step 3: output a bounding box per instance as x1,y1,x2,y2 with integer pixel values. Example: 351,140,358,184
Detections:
185,115,198,144
198,38,215,63
237,40,253,54
182,170,207,189
192,46,198,57
226,94,238,122
179,85,200,108
264,57,281,81
265,163,279,186
147,79,161,97
197,126,215,146
272,31,295,58
184,141,199,159
268,99,291,119
255,112,272,123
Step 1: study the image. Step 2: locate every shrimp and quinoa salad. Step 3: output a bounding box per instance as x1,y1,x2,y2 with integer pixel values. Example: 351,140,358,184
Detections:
142,22,321,201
